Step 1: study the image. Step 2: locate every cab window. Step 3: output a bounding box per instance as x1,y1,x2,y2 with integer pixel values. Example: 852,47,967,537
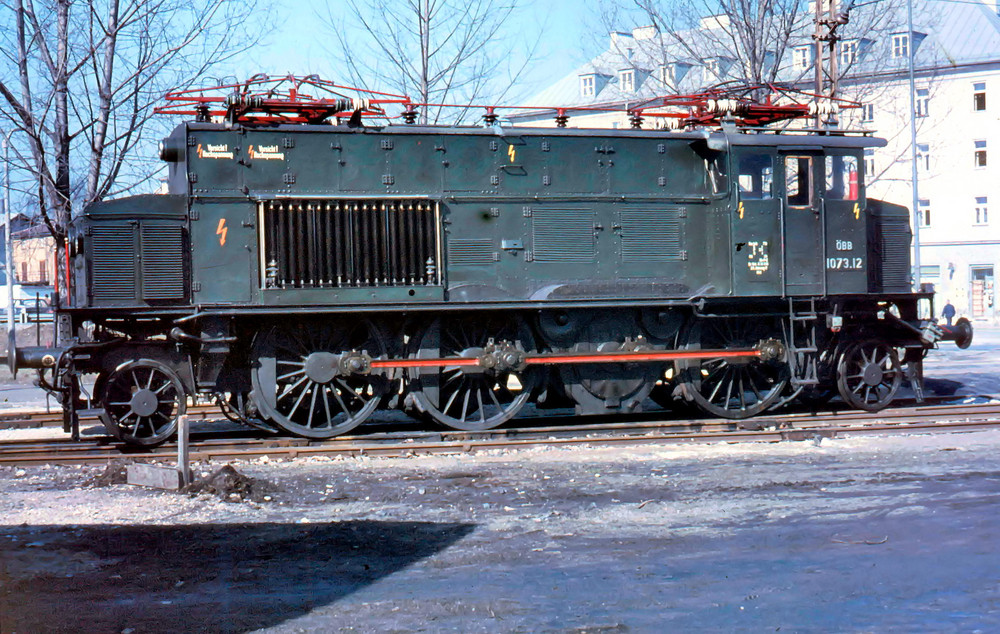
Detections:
737,153,773,200
784,156,813,207
825,155,860,200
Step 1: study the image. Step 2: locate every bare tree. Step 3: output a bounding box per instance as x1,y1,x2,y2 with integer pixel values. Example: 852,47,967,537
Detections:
323,0,540,124
0,0,263,285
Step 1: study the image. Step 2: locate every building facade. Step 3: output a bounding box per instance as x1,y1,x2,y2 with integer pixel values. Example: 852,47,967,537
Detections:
513,1,1000,322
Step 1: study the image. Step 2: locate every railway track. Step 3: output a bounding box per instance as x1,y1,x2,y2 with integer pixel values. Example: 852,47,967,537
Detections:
2,401,999,467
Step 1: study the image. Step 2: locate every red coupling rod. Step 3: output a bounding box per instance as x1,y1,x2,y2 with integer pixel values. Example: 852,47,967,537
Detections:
367,348,761,370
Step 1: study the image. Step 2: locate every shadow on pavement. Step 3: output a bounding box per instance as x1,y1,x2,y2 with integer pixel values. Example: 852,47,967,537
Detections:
0,520,474,633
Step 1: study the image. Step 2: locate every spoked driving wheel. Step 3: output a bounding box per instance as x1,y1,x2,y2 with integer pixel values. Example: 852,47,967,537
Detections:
408,316,539,431
677,317,789,419
251,321,389,438
836,339,902,411
100,359,187,447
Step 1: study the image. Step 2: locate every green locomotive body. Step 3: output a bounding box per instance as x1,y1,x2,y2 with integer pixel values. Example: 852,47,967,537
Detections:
32,114,970,445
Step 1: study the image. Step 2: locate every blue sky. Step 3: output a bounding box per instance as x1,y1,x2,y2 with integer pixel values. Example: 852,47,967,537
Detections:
224,0,601,105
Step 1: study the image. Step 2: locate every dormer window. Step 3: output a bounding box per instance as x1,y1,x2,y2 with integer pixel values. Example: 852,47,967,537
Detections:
704,56,733,79
660,62,692,86
892,33,909,58
793,46,814,70
580,75,596,98
841,40,859,65
619,69,635,92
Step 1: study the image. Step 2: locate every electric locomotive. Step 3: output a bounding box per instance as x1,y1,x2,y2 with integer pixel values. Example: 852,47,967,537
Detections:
12,76,972,446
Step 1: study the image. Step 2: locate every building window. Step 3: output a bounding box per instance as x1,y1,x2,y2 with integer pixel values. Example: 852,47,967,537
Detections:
974,82,986,111
864,148,876,177
38,260,47,284
860,103,874,122
840,40,859,65
918,199,931,227
794,46,813,70
975,196,989,225
580,75,595,98
916,88,929,117
919,264,940,281
619,70,635,92
892,33,909,58
916,143,930,171
975,140,987,167
20,262,27,282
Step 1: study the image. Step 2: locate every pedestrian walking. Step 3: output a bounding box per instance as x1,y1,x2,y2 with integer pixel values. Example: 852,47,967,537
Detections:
942,299,956,326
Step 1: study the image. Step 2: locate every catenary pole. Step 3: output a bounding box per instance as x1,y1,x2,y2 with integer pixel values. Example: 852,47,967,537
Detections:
907,0,922,288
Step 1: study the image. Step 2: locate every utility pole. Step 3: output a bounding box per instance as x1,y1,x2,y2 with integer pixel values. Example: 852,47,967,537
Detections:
2,131,15,368
813,0,850,127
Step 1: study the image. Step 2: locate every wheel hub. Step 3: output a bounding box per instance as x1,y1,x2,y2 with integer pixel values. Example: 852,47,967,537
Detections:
304,352,339,383
129,389,160,417
862,361,884,386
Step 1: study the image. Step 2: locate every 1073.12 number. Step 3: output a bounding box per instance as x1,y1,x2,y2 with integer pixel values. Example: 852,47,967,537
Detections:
827,257,864,270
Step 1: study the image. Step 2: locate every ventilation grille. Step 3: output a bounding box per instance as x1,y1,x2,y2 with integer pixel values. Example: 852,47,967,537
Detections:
261,199,440,288
449,239,496,266
620,208,684,261
532,208,595,263
140,225,186,300
880,218,911,290
91,226,137,301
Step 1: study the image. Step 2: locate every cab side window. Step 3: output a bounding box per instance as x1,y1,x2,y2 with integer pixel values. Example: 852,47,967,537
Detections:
825,155,859,200
737,153,773,200
784,156,812,207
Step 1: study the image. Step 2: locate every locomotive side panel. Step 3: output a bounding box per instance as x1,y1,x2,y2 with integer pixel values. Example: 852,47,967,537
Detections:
190,199,257,305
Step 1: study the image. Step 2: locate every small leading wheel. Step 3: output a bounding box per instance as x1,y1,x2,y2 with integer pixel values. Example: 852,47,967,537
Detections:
676,317,789,419
100,359,187,447
407,316,538,431
836,339,902,411
251,321,390,439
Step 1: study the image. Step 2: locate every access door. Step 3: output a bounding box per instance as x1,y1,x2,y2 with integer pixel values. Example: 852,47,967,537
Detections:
732,148,781,296
780,153,824,295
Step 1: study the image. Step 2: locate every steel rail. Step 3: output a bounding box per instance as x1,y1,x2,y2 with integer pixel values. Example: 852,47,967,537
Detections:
3,404,1000,467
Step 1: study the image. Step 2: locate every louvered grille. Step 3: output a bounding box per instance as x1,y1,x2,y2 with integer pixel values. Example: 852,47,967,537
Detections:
141,225,186,300
880,218,911,290
91,226,137,301
620,208,684,261
449,239,495,266
532,208,595,263
261,199,440,288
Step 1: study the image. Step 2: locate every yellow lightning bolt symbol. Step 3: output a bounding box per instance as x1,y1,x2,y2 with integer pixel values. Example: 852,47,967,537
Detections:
217,218,228,246
738,201,745,219
853,202,860,220
507,144,516,163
